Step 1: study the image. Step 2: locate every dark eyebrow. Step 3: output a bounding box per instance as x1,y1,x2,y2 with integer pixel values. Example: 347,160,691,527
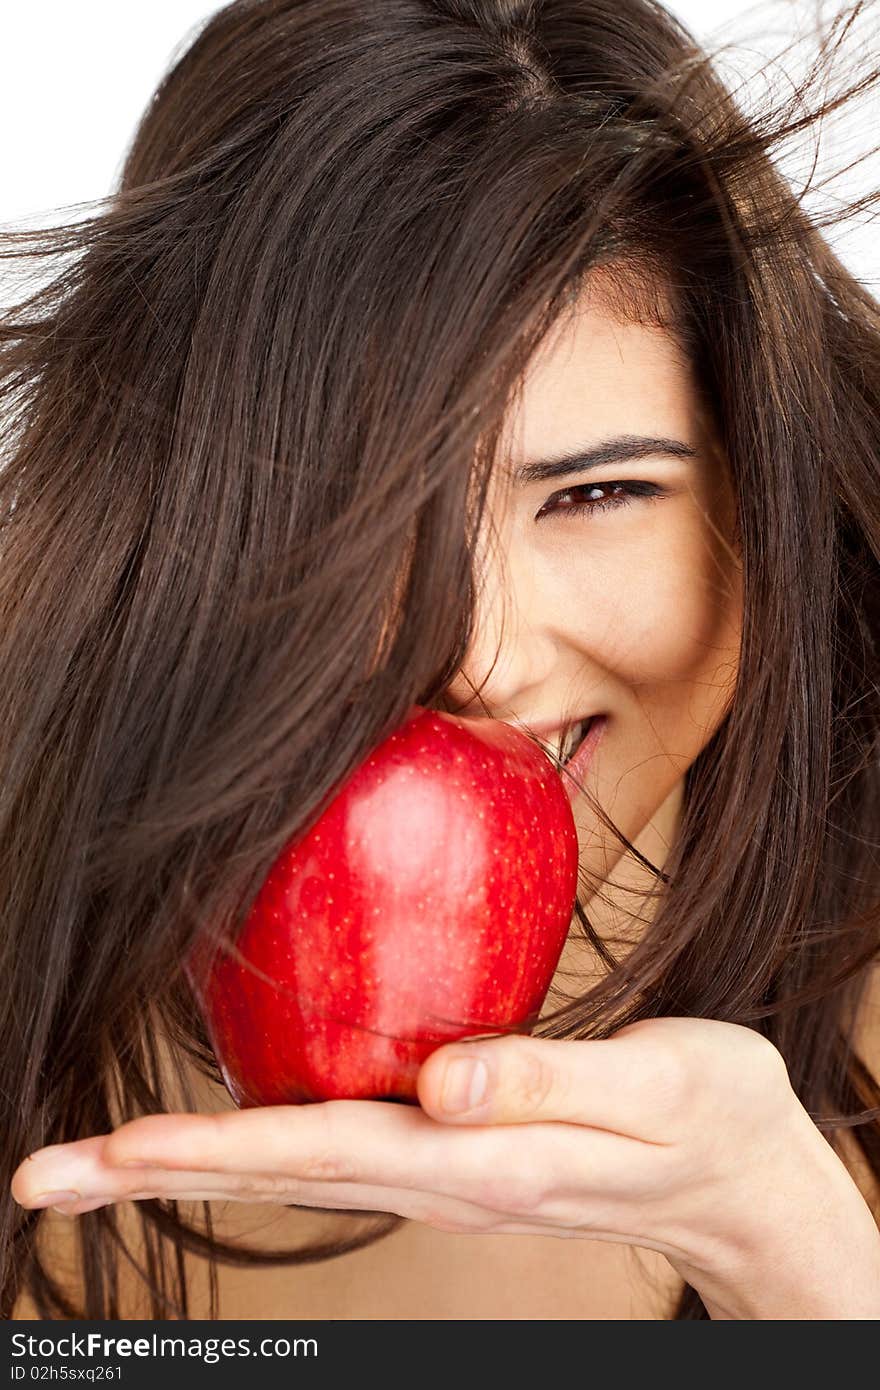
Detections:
513,434,698,486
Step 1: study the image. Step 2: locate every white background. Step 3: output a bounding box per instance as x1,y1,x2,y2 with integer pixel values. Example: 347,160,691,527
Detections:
1,0,877,288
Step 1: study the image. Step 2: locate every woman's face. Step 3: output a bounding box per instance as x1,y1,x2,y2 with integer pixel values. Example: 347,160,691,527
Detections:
442,278,743,912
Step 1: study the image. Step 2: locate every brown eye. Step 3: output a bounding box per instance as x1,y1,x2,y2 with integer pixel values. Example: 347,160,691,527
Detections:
536,480,667,521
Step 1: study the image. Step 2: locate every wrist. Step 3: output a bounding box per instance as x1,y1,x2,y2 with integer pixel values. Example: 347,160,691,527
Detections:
681,1208,880,1319
671,1123,880,1318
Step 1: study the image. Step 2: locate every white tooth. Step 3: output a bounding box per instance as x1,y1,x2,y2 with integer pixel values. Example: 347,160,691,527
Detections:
560,721,582,762
569,719,592,761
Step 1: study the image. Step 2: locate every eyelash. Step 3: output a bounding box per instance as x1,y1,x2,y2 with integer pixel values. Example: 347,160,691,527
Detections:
536,479,668,522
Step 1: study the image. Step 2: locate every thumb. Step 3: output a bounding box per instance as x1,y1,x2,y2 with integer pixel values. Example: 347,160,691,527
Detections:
417,1035,561,1124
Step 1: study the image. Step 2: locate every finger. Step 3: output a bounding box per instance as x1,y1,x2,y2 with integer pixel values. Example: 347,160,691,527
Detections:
15,1101,640,1222
96,1101,447,1186
11,1111,659,1238
416,1025,696,1136
11,1136,111,1209
13,1105,518,1214
20,1161,506,1236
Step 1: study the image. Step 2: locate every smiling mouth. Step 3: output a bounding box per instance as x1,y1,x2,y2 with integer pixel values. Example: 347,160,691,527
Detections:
529,717,595,767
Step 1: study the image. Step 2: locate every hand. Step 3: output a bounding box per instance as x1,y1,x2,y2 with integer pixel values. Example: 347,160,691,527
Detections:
11,1017,880,1319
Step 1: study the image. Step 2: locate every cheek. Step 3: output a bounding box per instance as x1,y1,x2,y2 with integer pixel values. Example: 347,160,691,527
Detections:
566,517,742,739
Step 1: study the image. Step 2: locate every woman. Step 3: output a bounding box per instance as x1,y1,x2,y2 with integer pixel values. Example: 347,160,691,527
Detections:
3,0,880,1320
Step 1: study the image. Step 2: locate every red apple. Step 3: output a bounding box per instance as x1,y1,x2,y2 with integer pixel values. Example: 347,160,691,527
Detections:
185,703,580,1106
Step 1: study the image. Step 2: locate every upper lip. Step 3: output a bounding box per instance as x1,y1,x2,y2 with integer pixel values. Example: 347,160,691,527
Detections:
501,713,601,756
440,707,601,757
502,713,599,737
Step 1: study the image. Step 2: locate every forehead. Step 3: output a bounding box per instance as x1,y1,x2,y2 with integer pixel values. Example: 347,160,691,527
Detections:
498,271,699,467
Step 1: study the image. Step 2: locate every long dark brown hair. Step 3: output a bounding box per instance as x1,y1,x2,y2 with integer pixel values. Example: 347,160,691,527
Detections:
2,0,879,1321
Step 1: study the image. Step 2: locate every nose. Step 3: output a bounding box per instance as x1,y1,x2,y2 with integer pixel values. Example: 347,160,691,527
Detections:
441,541,561,718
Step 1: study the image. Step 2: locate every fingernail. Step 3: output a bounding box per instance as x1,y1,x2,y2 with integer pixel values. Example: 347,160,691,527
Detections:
29,1190,80,1209
441,1057,488,1113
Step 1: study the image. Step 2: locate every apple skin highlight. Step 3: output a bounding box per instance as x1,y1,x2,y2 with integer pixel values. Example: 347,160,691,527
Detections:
185,704,580,1106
